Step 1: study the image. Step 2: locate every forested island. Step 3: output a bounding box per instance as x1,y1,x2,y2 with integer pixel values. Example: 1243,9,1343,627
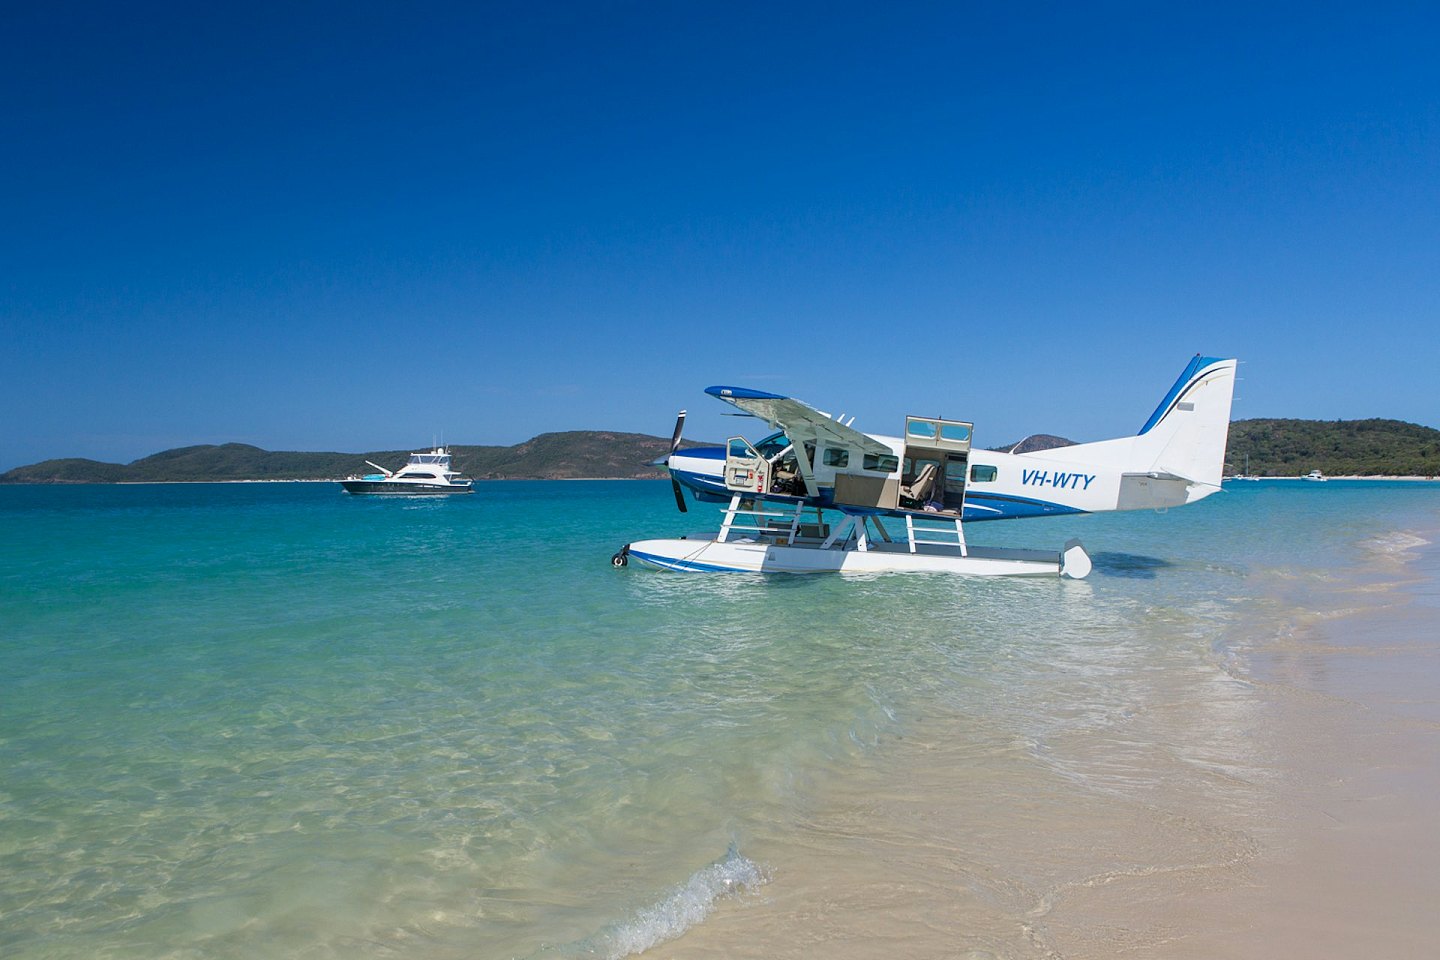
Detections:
2,418,1437,483
0,432,687,483
1011,419,1440,477
1225,419,1440,477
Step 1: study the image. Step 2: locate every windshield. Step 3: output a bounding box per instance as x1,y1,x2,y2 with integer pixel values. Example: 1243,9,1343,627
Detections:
754,431,791,459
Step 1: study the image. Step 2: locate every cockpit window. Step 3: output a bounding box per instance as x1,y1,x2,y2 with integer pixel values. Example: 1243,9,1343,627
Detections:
754,432,791,459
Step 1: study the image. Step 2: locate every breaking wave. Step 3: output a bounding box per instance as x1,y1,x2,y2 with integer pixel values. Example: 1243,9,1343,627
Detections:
1359,530,1430,558
553,844,769,959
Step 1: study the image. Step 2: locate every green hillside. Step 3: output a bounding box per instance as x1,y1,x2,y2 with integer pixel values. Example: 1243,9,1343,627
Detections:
467,431,674,480
1227,419,1440,477
1,433,688,484
6,418,1437,483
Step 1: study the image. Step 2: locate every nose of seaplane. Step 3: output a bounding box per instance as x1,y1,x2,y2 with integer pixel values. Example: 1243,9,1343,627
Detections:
651,410,728,511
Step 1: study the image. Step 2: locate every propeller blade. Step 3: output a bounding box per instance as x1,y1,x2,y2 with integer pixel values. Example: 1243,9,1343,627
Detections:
659,410,688,512
669,410,687,454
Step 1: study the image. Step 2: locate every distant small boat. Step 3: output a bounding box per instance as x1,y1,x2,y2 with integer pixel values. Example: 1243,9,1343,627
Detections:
1303,469,1327,482
341,447,474,495
1231,454,1260,481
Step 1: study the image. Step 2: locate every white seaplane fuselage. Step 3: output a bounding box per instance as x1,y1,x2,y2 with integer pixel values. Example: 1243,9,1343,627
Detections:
665,356,1238,523
620,356,1238,579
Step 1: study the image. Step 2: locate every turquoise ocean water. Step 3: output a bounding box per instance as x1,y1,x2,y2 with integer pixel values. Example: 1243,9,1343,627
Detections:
2,479,1438,959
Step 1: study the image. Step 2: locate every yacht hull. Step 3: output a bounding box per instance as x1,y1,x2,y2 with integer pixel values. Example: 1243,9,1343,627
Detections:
340,480,473,495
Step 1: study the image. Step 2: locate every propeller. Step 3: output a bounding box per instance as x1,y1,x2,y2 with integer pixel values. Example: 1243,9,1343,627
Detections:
668,410,688,513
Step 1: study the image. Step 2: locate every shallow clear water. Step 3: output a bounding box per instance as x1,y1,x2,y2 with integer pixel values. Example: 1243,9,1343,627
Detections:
1,480,1437,959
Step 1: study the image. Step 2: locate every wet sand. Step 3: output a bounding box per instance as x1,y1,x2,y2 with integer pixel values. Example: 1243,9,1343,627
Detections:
667,532,1440,958
1203,533,1440,959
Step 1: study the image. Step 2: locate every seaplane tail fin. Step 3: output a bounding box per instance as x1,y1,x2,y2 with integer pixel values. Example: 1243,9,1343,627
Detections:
1132,355,1237,492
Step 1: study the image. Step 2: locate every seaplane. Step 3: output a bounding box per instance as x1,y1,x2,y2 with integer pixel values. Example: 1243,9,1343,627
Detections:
613,355,1237,578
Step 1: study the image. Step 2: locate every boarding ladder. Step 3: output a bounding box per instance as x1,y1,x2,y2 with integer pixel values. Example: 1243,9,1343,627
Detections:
904,513,968,556
717,495,807,544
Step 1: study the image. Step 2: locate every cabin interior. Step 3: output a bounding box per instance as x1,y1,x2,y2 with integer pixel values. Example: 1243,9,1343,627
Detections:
726,416,975,517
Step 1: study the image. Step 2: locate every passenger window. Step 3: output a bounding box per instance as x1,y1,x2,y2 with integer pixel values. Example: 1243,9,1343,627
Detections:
906,419,937,440
863,453,899,472
823,448,849,467
970,465,997,482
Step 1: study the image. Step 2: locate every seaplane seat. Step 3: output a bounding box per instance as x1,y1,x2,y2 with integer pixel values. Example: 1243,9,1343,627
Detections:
899,463,938,504
770,467,797,494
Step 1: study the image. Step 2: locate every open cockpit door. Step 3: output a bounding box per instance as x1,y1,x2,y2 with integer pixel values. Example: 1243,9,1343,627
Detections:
724,437,770,494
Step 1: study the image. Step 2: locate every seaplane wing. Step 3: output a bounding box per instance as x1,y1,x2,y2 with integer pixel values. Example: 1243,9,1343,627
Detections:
703,386,893,459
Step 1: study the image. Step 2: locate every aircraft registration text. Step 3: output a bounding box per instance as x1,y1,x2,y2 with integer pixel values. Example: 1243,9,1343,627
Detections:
1020,469,1096,491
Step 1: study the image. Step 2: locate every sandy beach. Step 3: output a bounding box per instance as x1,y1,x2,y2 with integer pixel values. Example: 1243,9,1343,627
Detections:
1203,531,1440,959
663,526,1440,958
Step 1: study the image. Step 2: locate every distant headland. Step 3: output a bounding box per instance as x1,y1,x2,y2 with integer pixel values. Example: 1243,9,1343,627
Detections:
0,432,691,484
2,418,1437,483
1003,418,1440,478
1224,418,1439,478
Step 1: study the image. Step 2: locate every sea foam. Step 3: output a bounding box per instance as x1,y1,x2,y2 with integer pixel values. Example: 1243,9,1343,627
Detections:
1360,530,1430,558
558,844,769,959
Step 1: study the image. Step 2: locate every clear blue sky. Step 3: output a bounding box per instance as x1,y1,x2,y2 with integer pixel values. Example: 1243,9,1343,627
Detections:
3,1,1437,470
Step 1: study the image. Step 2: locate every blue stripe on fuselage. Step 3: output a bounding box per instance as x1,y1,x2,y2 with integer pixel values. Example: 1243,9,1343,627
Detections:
672,445,725,461
670,466,729,494
962,491,1085,521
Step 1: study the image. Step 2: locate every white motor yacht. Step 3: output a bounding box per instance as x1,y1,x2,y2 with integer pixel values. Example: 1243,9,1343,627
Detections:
341,447,474,495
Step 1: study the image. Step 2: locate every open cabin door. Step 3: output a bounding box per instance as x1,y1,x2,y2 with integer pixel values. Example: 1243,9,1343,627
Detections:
901,416,973,512
724,437,771,494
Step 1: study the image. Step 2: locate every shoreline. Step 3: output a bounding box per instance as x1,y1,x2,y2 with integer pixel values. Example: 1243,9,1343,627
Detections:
1205,527,1440,958
2,475,1436,487
1226,475,1440,482
0,476,667,486
666,507,1440,958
